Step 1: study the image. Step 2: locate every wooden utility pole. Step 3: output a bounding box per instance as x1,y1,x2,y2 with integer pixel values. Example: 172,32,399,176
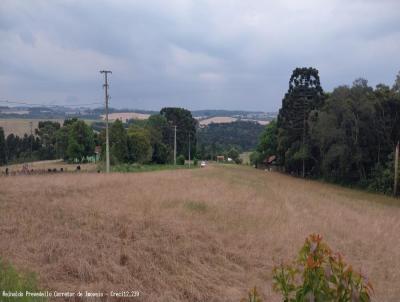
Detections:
188,132,191,168
174,125,177,165
29,121,33,160
395,141,399,196
100,70,112,173
302,97,306,178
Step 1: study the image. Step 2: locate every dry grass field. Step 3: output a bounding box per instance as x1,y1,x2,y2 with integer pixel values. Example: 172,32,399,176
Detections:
0,165,399,301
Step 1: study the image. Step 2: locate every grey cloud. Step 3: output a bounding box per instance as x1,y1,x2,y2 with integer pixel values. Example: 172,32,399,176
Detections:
0,0,399,111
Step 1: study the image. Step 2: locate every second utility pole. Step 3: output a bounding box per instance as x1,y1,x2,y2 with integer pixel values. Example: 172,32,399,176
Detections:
394,141,399,196
188,132,191,168
100,70,112,173
174,125,177,165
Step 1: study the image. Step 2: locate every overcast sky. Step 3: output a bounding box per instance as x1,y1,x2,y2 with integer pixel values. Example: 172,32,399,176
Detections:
1,0,399,111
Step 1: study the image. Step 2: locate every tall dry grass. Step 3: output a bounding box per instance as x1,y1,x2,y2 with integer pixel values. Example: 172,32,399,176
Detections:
0,165,399,301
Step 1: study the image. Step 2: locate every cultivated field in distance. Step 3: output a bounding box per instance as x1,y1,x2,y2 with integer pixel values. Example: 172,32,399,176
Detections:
198,116,238,125
0,119,64,136
197,116,270,126
101,112,151,122
0,165,399,301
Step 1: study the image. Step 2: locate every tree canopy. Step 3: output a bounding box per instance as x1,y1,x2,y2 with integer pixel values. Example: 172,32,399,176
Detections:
160,107,197,159
256,68,400,194
277,67,325,176
197,121,264,160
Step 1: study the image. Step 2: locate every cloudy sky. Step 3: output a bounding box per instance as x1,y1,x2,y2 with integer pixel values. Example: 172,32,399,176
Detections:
1,0,399,111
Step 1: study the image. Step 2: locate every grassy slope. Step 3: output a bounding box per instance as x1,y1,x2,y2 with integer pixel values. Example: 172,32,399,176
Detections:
0,165,399,301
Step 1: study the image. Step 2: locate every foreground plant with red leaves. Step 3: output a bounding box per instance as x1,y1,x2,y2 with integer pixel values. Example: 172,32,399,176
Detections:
272,234,373,302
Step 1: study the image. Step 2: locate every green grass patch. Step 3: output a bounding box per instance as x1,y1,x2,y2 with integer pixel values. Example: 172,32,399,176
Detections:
111,163,198,173
0,258,45,302
184,201,208,213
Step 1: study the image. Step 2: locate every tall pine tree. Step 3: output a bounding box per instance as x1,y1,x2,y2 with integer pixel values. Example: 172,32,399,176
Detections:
0,127,7,165
277,67,325,176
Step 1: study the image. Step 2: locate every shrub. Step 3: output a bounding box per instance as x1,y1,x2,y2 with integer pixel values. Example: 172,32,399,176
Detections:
249,151,261,166
193,157,198,166
177,154,185,165
366,162,393,194
272,234,373,302
240,287,262,302
235,157,243,164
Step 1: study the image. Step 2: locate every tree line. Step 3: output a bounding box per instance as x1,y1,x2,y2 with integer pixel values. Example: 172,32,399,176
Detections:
197,120,264,162
252,68,400,194
0,107,197,166
0,119,96,165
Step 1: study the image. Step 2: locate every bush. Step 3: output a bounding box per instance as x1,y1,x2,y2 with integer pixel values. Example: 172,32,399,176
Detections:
240,287,262,302
193,157,198,166
235,157,243,164
249,151,261,166
366,163,393,194
272,234,373,302
177,154,185,165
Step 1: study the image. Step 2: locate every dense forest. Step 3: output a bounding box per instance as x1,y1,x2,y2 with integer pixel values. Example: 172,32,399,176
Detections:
197,121,264,160
252,68,400,194
0,119,97,165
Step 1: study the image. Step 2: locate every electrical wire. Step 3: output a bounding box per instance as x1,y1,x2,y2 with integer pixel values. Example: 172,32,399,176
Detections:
0,99,103,108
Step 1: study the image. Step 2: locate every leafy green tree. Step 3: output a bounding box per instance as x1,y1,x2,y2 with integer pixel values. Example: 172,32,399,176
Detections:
66,120,95,162
109,119,128,164
392,70,400,93
4,133,40,162
146,114,171,163
35,121,60,160
146,114,169,145
255,121,278,165
160,107,197,158
177,154,185,165
55,126,70,160
255,70,400,193
249,150,260,166
309,80,379,182
66,139,84,162
226,147,240,163
127,125,152,163
0,127,7,165
5,134,16,162
152,142,169,164
197,121,264,160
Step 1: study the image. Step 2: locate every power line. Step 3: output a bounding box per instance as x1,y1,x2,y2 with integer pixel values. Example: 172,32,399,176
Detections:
0,99,103,108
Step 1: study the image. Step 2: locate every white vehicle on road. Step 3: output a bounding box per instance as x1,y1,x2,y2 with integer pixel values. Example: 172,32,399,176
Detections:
200,161,207,167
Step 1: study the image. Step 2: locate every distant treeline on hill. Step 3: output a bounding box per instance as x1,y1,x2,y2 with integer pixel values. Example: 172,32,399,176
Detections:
197,121,265,160
0,105,275,121
252,67,400,195
0,107,198,166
